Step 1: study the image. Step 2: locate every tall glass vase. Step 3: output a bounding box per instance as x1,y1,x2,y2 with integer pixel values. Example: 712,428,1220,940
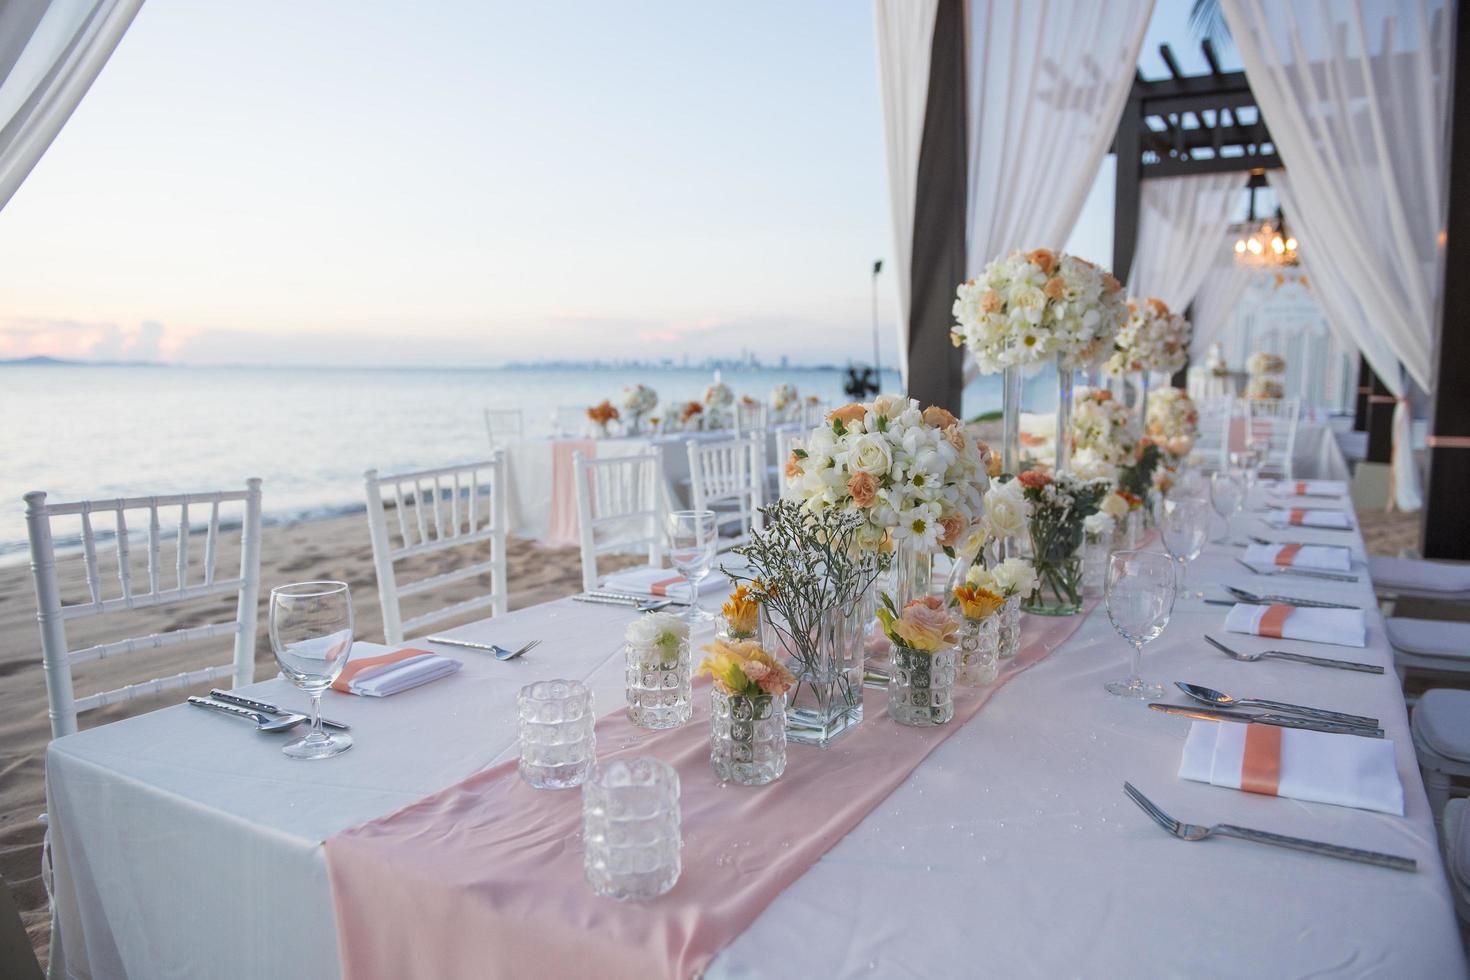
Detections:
760,591,871,747
892,538,934,608
1055,357,1075,475
1000,363,1023,559
1136,372,1151,438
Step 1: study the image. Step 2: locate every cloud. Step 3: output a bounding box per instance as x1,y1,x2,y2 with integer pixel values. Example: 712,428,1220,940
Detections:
0,317,176,362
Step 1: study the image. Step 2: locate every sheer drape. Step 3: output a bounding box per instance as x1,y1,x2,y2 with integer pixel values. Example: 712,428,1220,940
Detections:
1223,0,1449,510
1188,243,1257,357
0,0,142,211
874,0,939,390
1128,173,1244,311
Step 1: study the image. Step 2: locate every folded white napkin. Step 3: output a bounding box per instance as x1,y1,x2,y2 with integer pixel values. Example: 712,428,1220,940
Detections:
1274,479,1346,497
1224,602,1367,648
601,566,729,600
332,642,462,697
1180,721,1403,815
1243,542,1352,573
1266,508,1353,529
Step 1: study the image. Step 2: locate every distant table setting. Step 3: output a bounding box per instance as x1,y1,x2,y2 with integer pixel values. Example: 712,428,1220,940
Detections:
43,471,1467,978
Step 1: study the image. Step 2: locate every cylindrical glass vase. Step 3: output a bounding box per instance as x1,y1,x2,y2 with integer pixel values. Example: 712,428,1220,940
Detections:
997,594,1022,659
709,689,787,785
1082,529,1114,597
1055,357,1075,474
892,537,934,608
1002,362,1023,478
582,757,681,901
956,616,1000,686
517,679,596,789
888,644,956,727
625,635,692,730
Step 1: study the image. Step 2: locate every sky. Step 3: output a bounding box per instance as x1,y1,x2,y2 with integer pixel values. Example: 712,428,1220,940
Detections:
0,0,1233,368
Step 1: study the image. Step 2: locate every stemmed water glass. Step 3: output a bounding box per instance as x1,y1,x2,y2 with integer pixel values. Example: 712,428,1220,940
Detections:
1208,469,1245,543
1156,495,1211,599
1104,550,1177,699
667,509,718,623
269,581,355,759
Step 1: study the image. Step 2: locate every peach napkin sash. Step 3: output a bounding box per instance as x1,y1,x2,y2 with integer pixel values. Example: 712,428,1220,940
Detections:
1240,724,1283,796
1274,543,1303,567
1294,481,1308,495
1257,604,1294,639
1288,508,1307,525
649,576,685,597
333,647,432,693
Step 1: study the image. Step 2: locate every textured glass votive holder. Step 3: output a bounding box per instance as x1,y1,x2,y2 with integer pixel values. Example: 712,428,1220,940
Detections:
956,615,1000,686
710,689,787,785
517,679,596,790
626,637,693,730
997,594,1022,659
582,756,682,901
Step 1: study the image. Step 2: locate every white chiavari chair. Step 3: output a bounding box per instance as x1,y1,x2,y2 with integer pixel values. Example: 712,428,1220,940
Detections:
554,405,588,437
1192,396,1235,471
24,480,263,739
687,435,766,549
1245,397,1300,480
364,455,509,645
774,427,805,500
573,448,666,593
483,408,524,448
734,399,768,435
801,400,828,428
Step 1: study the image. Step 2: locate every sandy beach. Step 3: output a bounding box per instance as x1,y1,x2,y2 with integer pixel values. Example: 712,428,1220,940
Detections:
0,504,1421,967
0,510,640,965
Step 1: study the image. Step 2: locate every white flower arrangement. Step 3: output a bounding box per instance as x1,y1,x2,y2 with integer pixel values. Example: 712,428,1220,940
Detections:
784,398,991,553
625,611,689,665
950,248,1126,375
770,382,799,421
702,382,735,430
1071,387,1136,466
1082,511,1115,541
1205,342,1229,377
1104,297,1190,376
1245,376,1285,400
1246,351,1286,376
967,556,1039,598
621,383,658,417
1146,387,1198,457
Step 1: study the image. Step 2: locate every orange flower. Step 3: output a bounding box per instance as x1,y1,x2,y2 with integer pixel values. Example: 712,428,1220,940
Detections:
784,452,803,480
953,584,1004,620
1026,248,1057,275
980,288,1003,313
1102,272,1122,294
847,471,878,507
828,402,867,425
1147,297,1170,316
922,405,959,429
1093,389,1113,402
1018,470,1052,489
587,400,619,425
943,424,967,452
680,401,704,422
1043,276,1066,300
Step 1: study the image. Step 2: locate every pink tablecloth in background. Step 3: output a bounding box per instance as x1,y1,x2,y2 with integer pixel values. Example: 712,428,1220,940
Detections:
543,438,596,547
324,607,1094,980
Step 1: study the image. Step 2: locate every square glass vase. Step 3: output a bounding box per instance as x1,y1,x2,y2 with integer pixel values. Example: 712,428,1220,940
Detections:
760,592,871,747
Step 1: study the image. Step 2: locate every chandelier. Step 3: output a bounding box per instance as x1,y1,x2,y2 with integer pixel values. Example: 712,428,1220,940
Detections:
1233,218,1298,267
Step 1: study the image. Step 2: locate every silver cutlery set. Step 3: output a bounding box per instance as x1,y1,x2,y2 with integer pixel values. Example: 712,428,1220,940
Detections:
187,689,351,733
572,590,684,612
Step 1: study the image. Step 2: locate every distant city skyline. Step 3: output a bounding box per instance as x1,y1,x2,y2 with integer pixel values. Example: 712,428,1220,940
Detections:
0,0,1225,368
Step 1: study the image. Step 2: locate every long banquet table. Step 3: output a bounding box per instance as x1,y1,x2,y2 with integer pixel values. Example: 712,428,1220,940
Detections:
45,483,1467,978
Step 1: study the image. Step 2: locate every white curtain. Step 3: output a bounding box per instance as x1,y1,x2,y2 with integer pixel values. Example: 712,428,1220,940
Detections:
1128,173,1245,311
1188,242,1258,357
874,0,939,391
0,0,143,212
1223,0,1450,510
964,0,1154,271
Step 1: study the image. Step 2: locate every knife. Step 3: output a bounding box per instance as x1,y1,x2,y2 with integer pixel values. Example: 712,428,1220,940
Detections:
587,589,688,606
1148,703,1384,738
207,689,350,731
1223,590,1361,610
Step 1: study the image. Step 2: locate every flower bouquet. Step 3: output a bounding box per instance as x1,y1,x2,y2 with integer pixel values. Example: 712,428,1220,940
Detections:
1016,470,1109,615
771,382,800,422
725,501,889,746
1245,377,1284,400
1246,351,1286,376
878,593,960,727
1245,351,1286,400
698,638,795,785
719,585,760,641
1069,387,1136,482
1146,387,1199,462
1105,298,1190,377
621,383,658,435
587,400,620,437
624,613,691,730
678,400,705,431
703,382,734,430
965,556,1037,659
950,583,1005,685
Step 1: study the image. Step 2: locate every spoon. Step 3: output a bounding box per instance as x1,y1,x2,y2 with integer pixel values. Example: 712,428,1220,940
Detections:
187,696,305,732
1203,635,1384,674
1173,682,1380,731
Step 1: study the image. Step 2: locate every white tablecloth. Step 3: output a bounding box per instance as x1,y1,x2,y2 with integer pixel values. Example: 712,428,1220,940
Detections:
45,487,1466,978
1294,419,1352,482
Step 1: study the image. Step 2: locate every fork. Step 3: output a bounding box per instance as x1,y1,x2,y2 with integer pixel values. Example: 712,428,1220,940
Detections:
1122,782,1416,872
425,636,540,660
1204,634,1384,674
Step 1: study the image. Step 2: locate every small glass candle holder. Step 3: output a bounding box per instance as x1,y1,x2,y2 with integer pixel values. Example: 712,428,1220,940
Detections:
517,679,596,790
626,633,692,730
888,643,957,727
997,594,1022,660
955,615,1000,686
582,756,682,901
710,689,787,785
1082,528,1113,597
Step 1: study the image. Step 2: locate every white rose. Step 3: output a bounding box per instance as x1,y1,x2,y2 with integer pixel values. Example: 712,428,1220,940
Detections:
625,611,688,650
1083,512,1115,539
872,394,906,419
847,433,894,476
991,557,1039,597
983,490,1027,540
1100,492,1130,519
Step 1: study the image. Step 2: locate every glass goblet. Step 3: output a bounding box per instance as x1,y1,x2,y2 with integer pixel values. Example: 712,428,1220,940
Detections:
269,581,355,760
1157,496,1211,599
1103,550,1176,699
1208,469,1245,543
667,509,718,623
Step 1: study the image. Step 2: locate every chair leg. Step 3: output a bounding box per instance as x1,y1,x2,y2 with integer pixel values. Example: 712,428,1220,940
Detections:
1423,765,1453,831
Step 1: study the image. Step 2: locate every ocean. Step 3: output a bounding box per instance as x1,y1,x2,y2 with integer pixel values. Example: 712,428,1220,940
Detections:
0,362,1062,562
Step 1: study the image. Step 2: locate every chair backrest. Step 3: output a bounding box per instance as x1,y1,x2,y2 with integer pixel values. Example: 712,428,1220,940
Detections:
734,400,768,435
24,480,263,739
363,454,508,645
801,400,828,428
573,448,665,593
687,435,766,548
483,408,524,447
774,427,805,500
1192,396,1236,471
1245,397,1300,480
554,405,587,437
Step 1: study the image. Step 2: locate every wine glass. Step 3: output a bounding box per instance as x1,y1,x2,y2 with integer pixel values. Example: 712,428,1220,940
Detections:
1208,469,1245,543
667,510,718,623
1104,550,1176,699
269,581,355,759
1156,496,1210,599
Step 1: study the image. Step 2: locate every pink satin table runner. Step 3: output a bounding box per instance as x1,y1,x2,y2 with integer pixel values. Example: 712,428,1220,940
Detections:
544,438,596,547
323,606,1095,980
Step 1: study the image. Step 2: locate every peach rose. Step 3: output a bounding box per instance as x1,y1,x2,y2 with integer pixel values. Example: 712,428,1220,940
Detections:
1102,272,1122,294
847,471,878,507
938,513,966,547
943,424,966,452
784,452,803,480
1026,248,1057,275
980,288,1003,313
1147,297,1169,316
828,402,867,425
922,405,959,429
1018,470,1052,489
1043,276,1065,300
